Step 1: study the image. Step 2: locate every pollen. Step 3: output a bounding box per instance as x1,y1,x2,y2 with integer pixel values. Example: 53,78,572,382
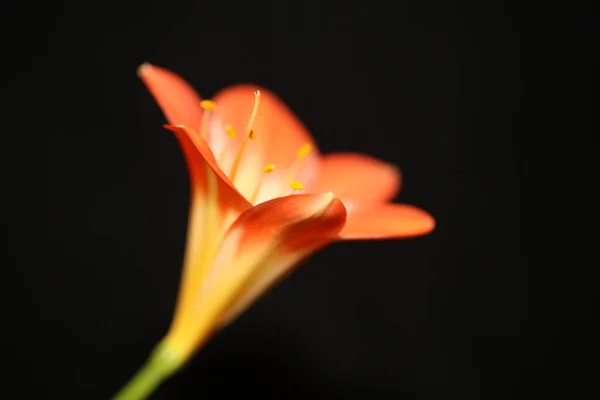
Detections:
249,130,256,139
199,100,217,139
200,100,217,111
289,181,304,191
296,143,312,160
263,163,276,173
224,125,237,139
276,144,312,197
250,163,277,204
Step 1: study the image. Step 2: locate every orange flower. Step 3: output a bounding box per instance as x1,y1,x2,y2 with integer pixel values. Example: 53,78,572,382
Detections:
112,64,434,400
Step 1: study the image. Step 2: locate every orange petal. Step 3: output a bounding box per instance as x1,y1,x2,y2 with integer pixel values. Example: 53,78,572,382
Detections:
309,153,402,204
164,124,249,203
138,63,203,130
164,193,346,358
211,192,347,334
227,192,346,253
162,124,251,351
338,204,435,240
208,85,320,202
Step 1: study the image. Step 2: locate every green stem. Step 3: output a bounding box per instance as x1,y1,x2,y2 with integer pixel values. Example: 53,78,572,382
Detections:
112,343,182,400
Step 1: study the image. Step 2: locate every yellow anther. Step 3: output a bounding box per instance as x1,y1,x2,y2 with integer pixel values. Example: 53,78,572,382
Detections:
224,125,237,139
218,125,238,166
250,163,277,204
289,181,304,191
200,100,217,111
277,143,313,196
296,143,312,160
263,163,276,173
248,130,256,139
199,100,216,139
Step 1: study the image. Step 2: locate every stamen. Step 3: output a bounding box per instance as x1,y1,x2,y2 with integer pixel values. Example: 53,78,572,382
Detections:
250,163,276,204
218,125,238,166
296,143,312,160
245,91,261,136
229,91,261,184
199,100,217,139
289,181,304,194
200,100,217,111
263,163,276,173
224,124,237,139
278,143,313,196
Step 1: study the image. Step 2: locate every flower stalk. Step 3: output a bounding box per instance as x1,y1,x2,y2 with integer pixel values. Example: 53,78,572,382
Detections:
112,343,182,400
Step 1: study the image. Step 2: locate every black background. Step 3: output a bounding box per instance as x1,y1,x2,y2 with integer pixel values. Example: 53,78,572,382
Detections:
8,1,564,399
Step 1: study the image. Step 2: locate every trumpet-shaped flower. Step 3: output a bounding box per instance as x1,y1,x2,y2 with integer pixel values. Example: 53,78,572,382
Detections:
112,64,435,399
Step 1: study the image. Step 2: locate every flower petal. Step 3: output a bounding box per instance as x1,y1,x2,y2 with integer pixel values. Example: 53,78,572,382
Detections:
338,204,435,240
217,193,347,325
138,63,203,131
163,193,346,358
164,125,242,195
208,85,320,203
162,124,251,352
309,153,402,204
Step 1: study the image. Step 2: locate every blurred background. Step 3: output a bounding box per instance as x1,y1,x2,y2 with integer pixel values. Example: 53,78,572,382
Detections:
7,0,565,399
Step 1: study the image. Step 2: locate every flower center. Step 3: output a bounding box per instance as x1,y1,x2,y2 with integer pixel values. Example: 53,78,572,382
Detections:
199,92,312,205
